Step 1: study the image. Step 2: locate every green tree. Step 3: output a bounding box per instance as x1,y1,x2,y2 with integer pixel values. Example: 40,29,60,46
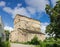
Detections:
45,0,60,40
45,0,60,47
5,30,10,41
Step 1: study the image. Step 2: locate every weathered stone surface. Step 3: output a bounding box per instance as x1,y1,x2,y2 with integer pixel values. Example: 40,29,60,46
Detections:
14,14,41,32
10,14,45,42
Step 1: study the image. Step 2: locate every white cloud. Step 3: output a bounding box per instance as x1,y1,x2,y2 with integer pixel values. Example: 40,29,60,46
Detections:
3,7,13,14
3,4,31,18
25,0,49,11
17,3,22,7
12,7,30,18
0,1,6,7
25,0,58,12
3,0,57,19
26,7,36,14
51,0,57,6
41,22,49,33
2,0,57,19
4,26,13,32
0,0,56,18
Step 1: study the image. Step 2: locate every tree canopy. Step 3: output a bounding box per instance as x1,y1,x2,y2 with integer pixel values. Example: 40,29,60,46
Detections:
45,0,60,39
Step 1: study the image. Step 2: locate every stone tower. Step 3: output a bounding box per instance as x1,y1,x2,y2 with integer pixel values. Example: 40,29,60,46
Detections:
10,14,45,42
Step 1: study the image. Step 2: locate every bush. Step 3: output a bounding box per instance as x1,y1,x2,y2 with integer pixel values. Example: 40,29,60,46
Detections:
0,38,10,47
30,35,40,45
20,35,41,45
0,41,10,47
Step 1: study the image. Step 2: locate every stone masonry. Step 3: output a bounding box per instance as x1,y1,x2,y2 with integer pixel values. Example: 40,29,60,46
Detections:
10,14,45,42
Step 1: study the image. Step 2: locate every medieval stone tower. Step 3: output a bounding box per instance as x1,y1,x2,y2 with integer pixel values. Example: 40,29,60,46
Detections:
10,14,45,42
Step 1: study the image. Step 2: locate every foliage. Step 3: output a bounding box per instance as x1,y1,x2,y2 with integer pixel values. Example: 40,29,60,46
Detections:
35,37,60,47
0,37,10,47
45,0,60,47
45,0,60,39
11,37,60,47
0,24,1,26
5,30,10,41
0,30,10,47
30,35,40,45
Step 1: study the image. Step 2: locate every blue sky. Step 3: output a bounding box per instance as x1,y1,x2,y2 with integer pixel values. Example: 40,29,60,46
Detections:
0,0,57,32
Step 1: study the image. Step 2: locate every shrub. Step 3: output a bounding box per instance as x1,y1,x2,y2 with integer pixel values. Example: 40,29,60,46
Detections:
0,41,10,47
0,38,10,47
30,35,40,45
